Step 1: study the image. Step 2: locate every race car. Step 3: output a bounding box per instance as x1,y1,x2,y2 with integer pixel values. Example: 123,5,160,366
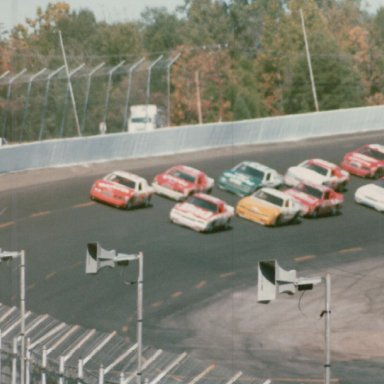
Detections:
236,187,302,226
90,171,154,209
152,165,214,201
285,182,344,218
218,161,284,196
340,144,384,179
284,158,349,192
354,178,384,213
170,193,234,232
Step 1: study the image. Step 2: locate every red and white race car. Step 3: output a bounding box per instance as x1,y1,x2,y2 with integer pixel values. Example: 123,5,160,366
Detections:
284,158,350,192
170,193,234,232
285,182,344,218
90,171,154,209
340,144,384,179
153,165,214,201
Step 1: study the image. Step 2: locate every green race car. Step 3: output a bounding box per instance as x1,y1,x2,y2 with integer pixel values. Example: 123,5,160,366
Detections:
218,161,284,196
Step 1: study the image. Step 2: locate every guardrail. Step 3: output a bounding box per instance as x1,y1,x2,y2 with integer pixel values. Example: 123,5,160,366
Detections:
1,105,383,174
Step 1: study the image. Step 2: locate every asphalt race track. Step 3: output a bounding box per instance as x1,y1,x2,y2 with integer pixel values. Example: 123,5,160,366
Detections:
0,131,383,384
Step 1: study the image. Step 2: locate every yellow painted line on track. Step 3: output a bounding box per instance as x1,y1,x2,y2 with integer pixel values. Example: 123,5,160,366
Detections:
171,291,183,298
151,301,163,308
30,211,50,218
220,271,236,278
72,202,95,208
269,378,339,383
0,221,15,229
45,271,56,280
194,280,207,289
27,283,36,291
121,325,129,333
339,247,362,254
294,255,316,262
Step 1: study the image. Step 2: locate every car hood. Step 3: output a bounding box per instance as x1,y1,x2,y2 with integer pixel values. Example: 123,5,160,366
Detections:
239,196,281,216
288,167,327,184
223,170,262,186
94,180,134,195
285,189,318,206
174,203,215,220
356,184,384,200
156,174,192,190
346,153,381,167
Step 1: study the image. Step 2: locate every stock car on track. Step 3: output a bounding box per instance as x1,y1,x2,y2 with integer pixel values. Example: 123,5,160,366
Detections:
341,144,384,179
284,158,349,192
170,193,234,232
218,161,284,196
236,187,302,226
354,178,384,213
285,182,344,218
90,171,154,209
152,165,214,201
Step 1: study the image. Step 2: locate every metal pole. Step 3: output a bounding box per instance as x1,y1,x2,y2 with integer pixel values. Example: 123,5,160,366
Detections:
146,55,163,107
81,62,105,133
41,346,47,384
324,273,331,384
39,66,65,141
12,337,17,384
59,63,85,138
136,252,144,384
2,69,27,139
0,330,2,383
20,68,47,142
103,60,125,126
20,250,26,384
300,8,319,112
58,30,82,136
122,58,145,131
195,71,203,124
166,53,180,127
25,338,30,384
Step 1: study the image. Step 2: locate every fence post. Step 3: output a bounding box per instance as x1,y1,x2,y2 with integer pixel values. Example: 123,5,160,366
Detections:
99,364,104,384
41,345,47,384
11,337,17,384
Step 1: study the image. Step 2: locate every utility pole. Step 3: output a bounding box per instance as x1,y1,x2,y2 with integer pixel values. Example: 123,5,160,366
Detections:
195,71,203,124
300,9,319,112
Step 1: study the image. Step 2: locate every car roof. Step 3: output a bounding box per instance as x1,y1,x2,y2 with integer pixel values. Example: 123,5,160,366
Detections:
108,171,144,182
306,158,338,170
365,144,384,153
256,187,290,199
236,161,275,173
193,193,224,205
169,165,202,176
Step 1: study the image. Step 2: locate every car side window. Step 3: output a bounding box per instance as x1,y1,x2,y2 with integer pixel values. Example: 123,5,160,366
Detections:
324,192,330,199
138,183,142,191
266,173,271,181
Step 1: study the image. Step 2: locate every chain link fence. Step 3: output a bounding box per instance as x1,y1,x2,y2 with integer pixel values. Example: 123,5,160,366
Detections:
0,56,176,144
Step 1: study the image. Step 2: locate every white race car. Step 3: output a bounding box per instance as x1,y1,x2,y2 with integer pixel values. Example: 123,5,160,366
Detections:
284,158,349,192
170,193,234,232
354,178,384,213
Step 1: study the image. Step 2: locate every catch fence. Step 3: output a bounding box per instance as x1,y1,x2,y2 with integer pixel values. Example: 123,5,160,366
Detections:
0,55,176,143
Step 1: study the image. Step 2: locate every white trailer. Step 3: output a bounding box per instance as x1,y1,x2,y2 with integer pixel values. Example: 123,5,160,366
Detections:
127,104,161,133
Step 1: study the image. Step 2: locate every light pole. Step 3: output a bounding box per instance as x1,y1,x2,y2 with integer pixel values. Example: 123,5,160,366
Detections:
85,243,143,384
257,260,331,384
0,249,26,384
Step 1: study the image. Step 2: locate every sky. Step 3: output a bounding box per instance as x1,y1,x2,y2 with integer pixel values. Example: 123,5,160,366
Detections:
1,0,384,32
0,0,185,31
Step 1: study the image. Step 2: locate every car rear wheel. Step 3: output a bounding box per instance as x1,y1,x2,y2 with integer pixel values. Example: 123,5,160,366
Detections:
374,168,384,179
311,208,320,218
126,199,133,210
144,196,151,207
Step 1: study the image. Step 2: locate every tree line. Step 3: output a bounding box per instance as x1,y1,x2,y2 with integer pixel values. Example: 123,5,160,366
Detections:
1,0,384,130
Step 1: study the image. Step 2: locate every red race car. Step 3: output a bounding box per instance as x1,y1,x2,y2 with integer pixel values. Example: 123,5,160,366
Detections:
341,144,384,179
285,182,344,218
90,171,154,209
152,165,214,201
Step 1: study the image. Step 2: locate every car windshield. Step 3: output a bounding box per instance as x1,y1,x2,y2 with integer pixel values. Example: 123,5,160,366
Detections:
359,147,384,161
374,179,384,188
298,184,323,199
109,175,135,188
169,169,196,183
234,163,264,179
189,196,218,212
302,162,329,176
254,190,284,207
